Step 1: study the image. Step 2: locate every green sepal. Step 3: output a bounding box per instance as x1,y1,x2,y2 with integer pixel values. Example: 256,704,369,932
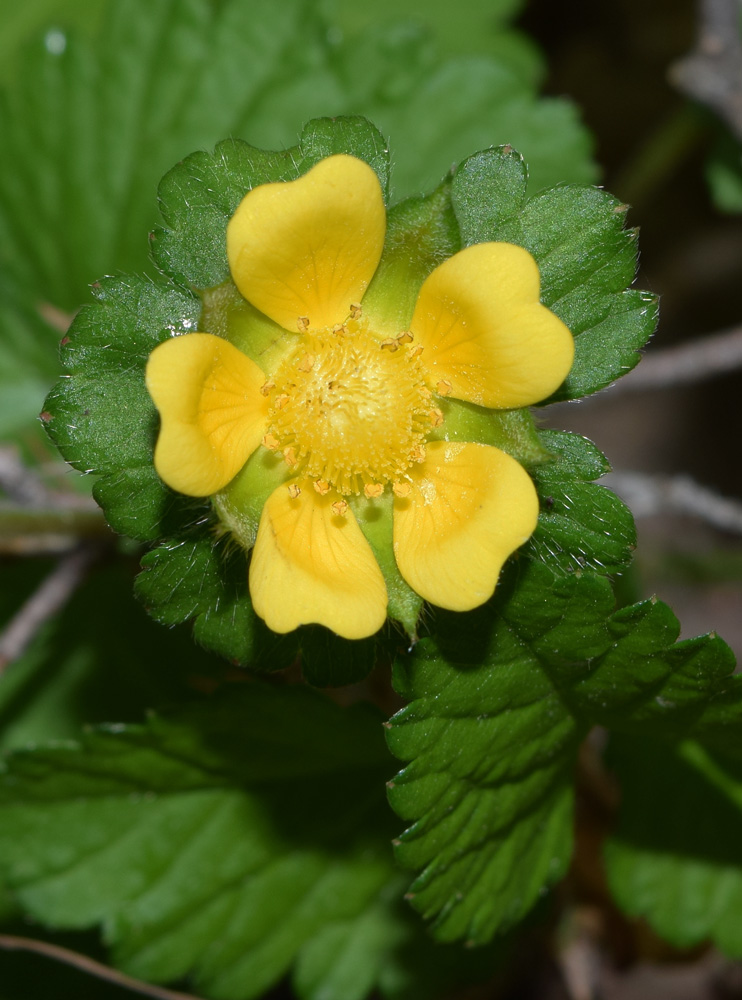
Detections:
433,401,548,465
363,180,461,332
350,491,424,639
152,117,391,291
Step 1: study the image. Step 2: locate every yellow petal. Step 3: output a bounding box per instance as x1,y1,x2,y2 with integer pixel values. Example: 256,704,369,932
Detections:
146,333,269,496
410,242,574,408
393,440,538,611
227,155,386,332
249,483,387,639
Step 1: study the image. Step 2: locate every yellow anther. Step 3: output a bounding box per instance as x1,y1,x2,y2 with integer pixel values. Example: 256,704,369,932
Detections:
350,303,362,319
297,316,310,332
332,323,347,336
397,330,413,344
408,344,424,360
393,481,412,498
283,446,298,466
260,380,275,397
364,483,384,499
410,445,426,464
297,353,316,372
262,432,280,451
380,338,398,352
313,479,331,495
436,379,453,397
287,483,301,499
331,499,349,516
274,393,290,410
429,407,444,427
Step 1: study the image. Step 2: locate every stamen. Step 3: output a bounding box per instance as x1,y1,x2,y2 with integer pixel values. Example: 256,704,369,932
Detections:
262,432,280,451
287,484,301,499
298,353,316,372
364,483,384,499
397,330,413,344
260,380,275,396
410,445,426,463
380,338,398,352
274,393,290,409
297,316,310,332
332,324,347,336
313,479,331,495
350,303,362,319
283,446,297,466
331,499,349,516
429,407,444,427
393,481,411,498
436,379,453,396
408,345,424,360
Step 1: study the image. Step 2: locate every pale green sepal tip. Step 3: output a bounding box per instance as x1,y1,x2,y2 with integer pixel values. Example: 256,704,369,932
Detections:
350,491,423,639
215,448,289,551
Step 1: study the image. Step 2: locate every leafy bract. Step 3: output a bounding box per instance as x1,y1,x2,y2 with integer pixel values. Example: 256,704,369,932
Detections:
386,559,737,944
451,147,658,398
606,737,742,958
0,687,403,1000
43,117,647,670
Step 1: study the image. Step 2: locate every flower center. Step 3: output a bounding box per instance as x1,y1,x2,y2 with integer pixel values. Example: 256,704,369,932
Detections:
262,318,439,496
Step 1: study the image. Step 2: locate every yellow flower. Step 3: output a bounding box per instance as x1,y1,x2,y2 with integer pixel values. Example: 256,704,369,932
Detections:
146,155,574,640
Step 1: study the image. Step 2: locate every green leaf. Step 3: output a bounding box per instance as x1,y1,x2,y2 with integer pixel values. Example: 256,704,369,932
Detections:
387,560,736,944
451,150,658,399
0,688,401,1000
605,737,742,957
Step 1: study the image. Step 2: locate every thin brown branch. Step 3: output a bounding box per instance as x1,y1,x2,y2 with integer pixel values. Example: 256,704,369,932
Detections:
670,0,742,140
606,471,742,534
0,934,203,1000
0,544,99,673
608,324,742,395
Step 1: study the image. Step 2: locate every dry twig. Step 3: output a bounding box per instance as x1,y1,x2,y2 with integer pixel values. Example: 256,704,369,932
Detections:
606,470,742,534
0,544,99,673
608,324,742,395
0,934,202,1000
671,0,742,140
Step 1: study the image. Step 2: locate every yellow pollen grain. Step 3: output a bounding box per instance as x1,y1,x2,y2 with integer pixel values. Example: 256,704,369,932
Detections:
262,432,280,451
436,379,453,396
429,407,444,427
260,380,275,396
393,481,411,498
287,484,301,499
350,303,362,319
331,499,349,516
265,322,433,495
380,338,398,352
297,316,310,332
